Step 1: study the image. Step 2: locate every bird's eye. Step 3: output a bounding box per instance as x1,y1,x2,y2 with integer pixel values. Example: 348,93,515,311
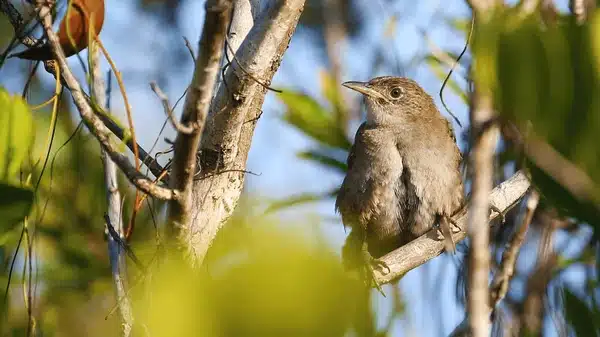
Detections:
390,87,403,99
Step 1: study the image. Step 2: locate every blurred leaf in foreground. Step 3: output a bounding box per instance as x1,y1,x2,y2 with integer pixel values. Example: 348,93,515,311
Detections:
563,288,600,337
0,87,34,183
486,11,600,228
139,222,367,337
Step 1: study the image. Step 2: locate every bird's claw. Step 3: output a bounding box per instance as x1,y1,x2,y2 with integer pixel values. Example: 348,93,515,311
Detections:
361,251,390,296
370,257,391,275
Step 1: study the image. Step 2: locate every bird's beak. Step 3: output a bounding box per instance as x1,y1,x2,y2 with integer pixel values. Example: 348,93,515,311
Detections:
342,81,387,101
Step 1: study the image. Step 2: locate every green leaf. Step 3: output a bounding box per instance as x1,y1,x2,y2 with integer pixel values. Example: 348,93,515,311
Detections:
489,14,600,231
297,150,347,173
278,90,351,150
0,88,34,183
563,288,600,337
0,183,33,231
265,189,338,214
320,71,347,125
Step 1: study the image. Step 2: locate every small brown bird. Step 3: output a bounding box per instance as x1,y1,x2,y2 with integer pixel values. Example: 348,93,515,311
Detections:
336,76,463,289
11,0,105,60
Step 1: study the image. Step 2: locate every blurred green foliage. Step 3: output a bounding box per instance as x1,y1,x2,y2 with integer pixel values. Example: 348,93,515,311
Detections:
473,9,600,230
0,88,34,234
137,223,369,337
563,288,600,337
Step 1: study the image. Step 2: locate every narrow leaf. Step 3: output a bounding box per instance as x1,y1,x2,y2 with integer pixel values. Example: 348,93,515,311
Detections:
297,150,347,173
278,90,351,150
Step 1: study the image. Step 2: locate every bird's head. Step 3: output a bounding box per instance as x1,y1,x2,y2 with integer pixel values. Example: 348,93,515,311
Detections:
342,76,438,126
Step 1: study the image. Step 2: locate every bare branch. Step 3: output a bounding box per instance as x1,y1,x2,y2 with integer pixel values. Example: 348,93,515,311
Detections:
182,36,196,63
180,0,306,264
1,3,167,180
167,0,233,234
150,81,195,135
37,2,177,201
467,83,499,337
489,190,538,308
449,189,538,336
374,170,531,283
92,43,133,337
96,113,168,181
521,225,556,334
463,2,502,335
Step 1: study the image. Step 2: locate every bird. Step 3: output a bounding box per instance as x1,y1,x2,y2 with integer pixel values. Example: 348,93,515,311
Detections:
335,76,464,291
11,0,105,61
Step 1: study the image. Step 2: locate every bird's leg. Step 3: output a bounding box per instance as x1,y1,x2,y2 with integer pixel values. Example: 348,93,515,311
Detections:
343,228,390,295
436,216,456,253
360,240,390,296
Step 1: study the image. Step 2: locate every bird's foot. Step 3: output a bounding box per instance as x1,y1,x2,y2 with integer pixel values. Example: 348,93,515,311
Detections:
490,203,505,223
436,216,458,253
361,250,390,297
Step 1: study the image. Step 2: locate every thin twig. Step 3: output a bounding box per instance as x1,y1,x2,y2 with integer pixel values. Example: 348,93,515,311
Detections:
93,42,133,336
489,190,539,308
449,189,539,337
438,16,474,128
182,36,196,63
93,38,141,172
150,81,195,134
38,2,177,200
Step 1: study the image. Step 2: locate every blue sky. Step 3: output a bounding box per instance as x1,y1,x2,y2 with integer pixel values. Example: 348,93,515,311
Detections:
0,0,582,336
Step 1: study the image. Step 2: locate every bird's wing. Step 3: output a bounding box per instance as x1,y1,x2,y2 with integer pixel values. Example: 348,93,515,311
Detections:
346,122,368,170
335,122,367,218
444,118,463,162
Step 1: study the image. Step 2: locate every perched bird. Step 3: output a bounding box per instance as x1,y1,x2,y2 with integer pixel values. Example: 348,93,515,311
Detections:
335,76,464,289
11,0,105,60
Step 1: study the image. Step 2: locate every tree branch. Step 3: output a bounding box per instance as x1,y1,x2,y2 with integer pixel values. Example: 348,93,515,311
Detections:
2,1,168,183
464,2,502,336
373,170,531,284
177,0,306,265
166,0,233,238
92,43,133,337
489,190,538,308
448,189,538,337
37,2,177,201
